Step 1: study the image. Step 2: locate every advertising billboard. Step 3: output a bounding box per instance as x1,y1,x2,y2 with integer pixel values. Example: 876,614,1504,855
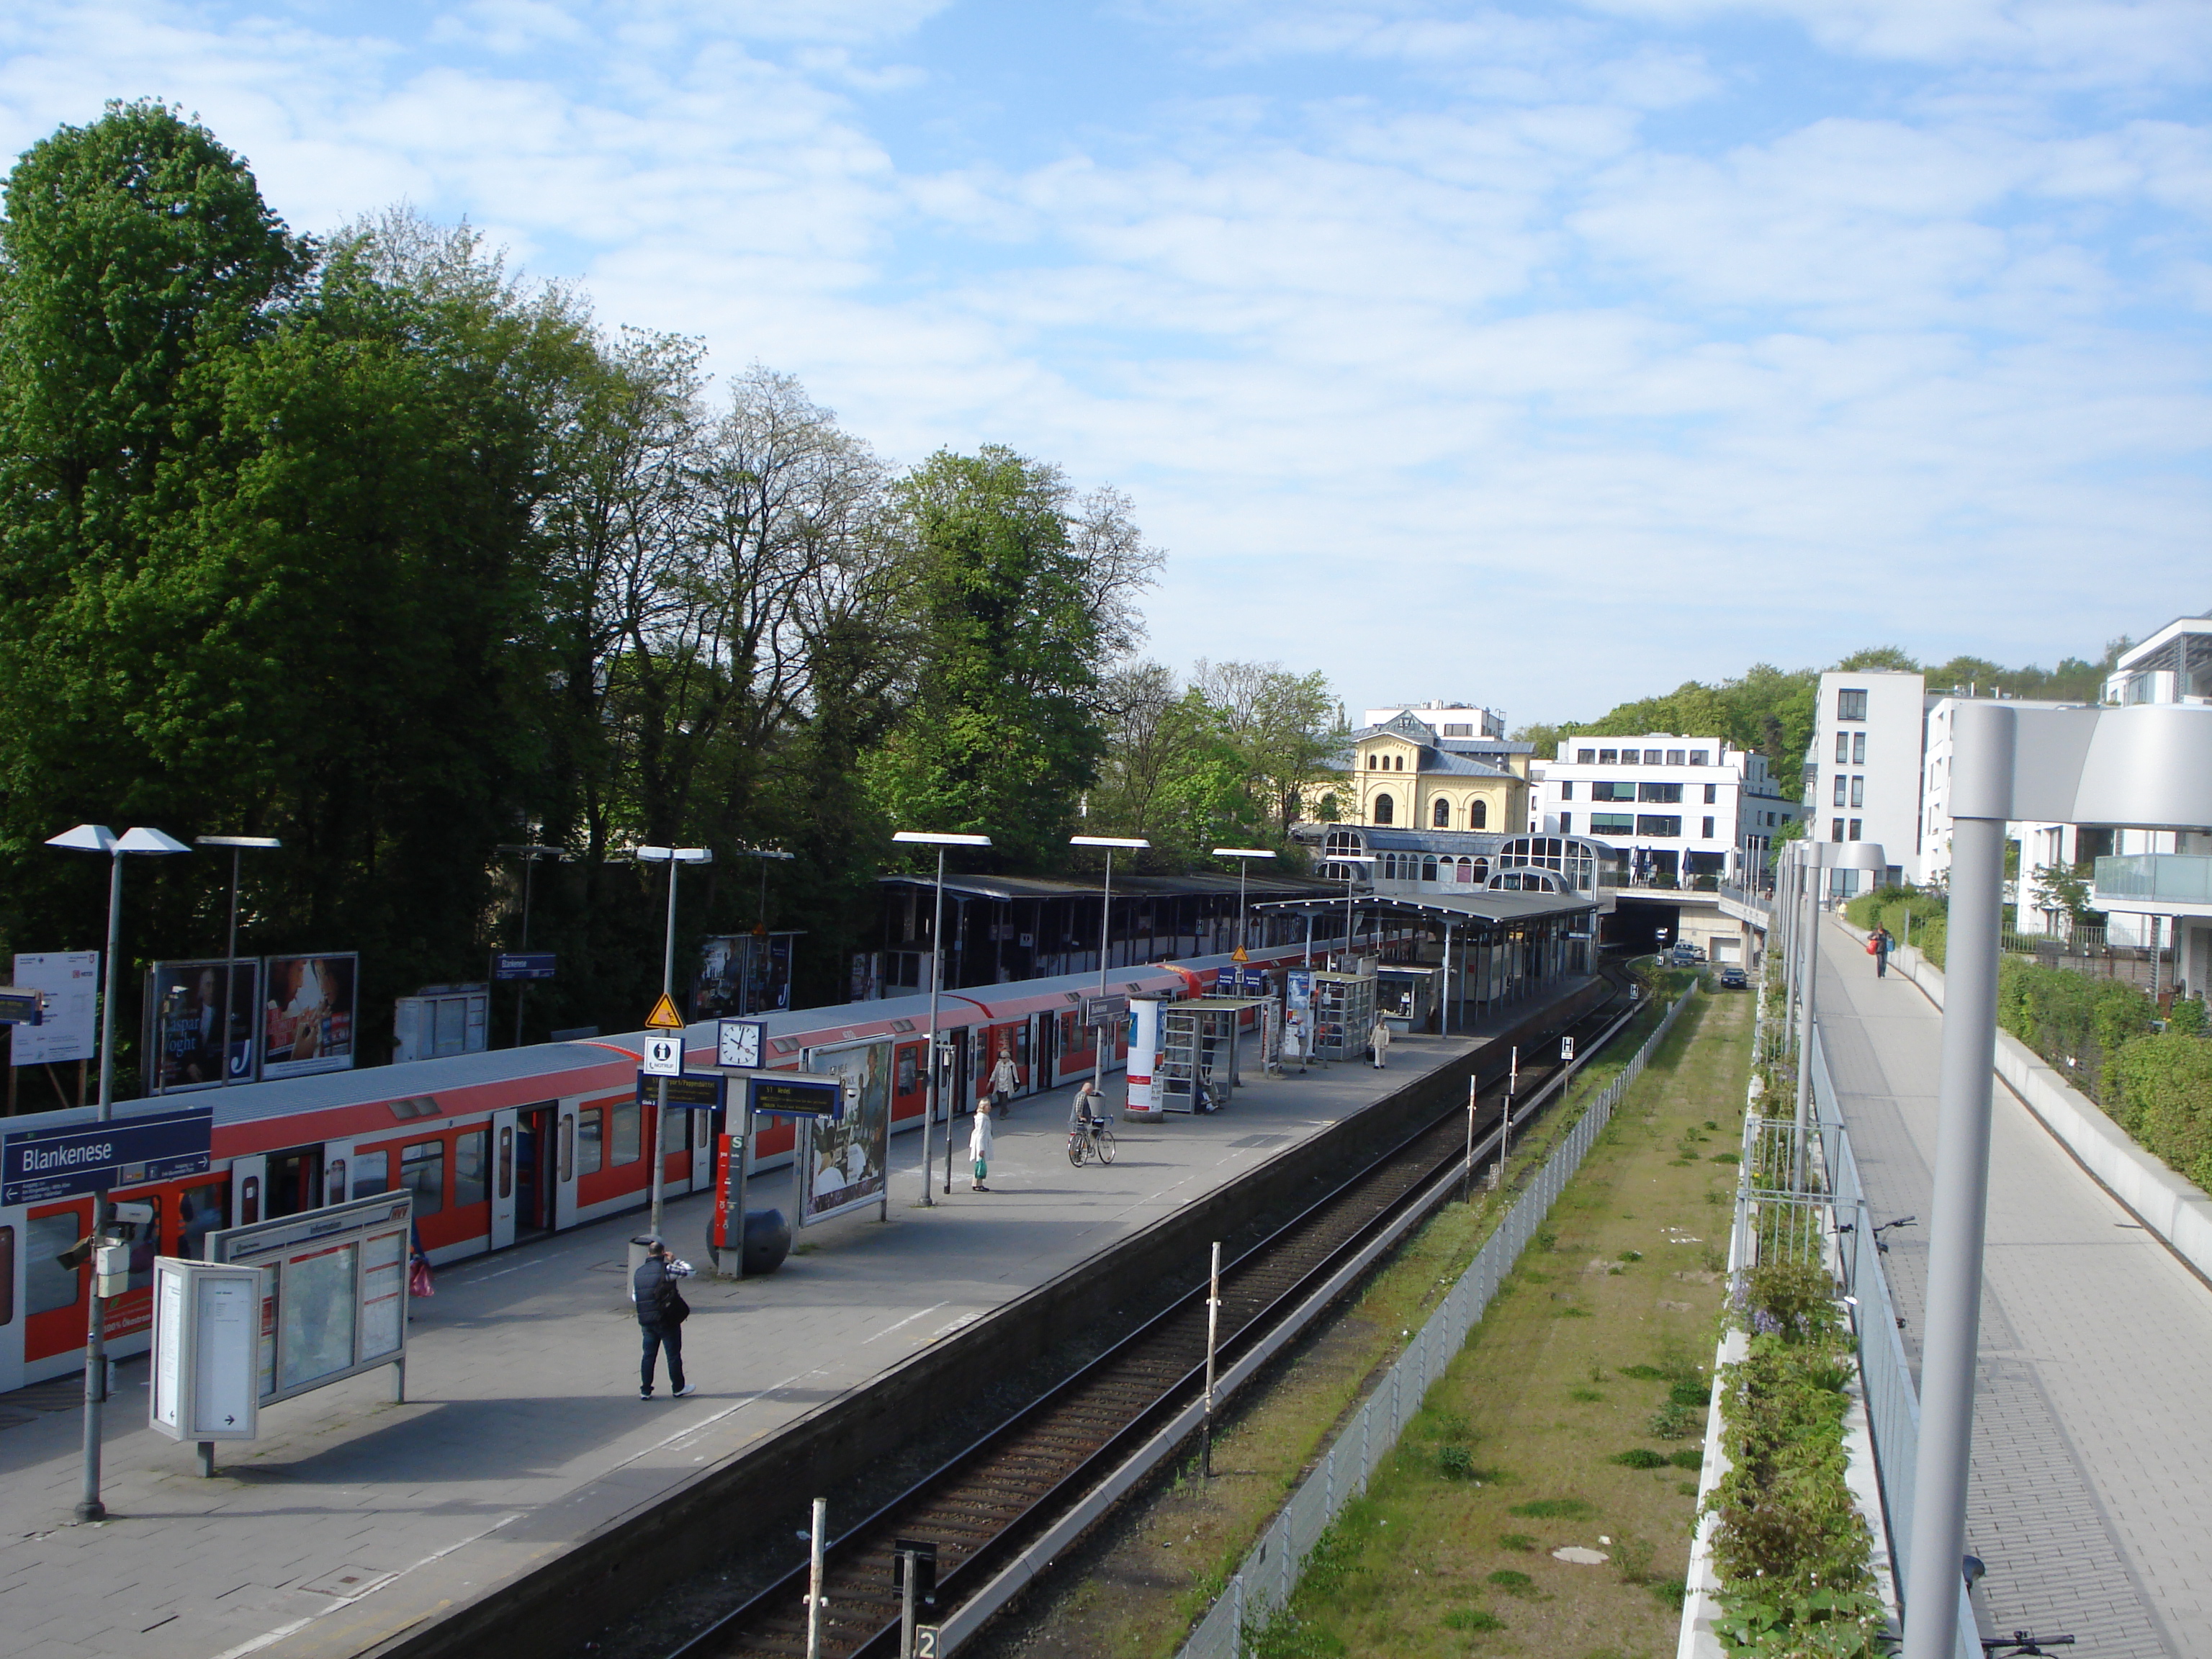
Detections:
797,1038,889,1226
11,950,99,1067
261,954,359,1079
144,960,260,1092
695,932,798,1019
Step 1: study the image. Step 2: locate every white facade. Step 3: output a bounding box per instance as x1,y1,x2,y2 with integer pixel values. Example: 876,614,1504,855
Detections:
1532,734,1797,886
1362,701,1506,739
1806,670,1923,891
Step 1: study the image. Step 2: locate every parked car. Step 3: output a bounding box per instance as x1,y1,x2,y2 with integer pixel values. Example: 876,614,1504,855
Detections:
1719,965,1748,989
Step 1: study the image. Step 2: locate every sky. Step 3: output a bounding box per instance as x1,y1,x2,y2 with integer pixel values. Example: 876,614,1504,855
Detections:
0,1,2203,726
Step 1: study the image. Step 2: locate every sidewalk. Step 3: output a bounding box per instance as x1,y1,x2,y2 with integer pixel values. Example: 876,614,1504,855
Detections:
0,999,1552,1659
1811,918,2211,1658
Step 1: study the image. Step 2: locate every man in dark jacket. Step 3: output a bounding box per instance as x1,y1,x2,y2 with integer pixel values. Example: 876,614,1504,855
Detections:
633,1238,696,1400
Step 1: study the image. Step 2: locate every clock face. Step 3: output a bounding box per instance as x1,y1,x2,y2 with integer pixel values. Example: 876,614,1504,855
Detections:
718,1020,762,1069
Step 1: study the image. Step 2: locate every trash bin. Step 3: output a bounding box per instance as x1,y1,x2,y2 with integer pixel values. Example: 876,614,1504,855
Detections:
626,1233,660,1300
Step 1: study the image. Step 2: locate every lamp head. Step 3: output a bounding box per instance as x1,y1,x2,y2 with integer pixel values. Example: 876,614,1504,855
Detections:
891,831,993,848
1210,848,1277,860
46,824,117,854
1071,836,1150,850
197,835,282,850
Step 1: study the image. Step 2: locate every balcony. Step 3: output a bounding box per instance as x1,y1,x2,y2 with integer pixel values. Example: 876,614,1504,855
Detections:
2093,853,2212,914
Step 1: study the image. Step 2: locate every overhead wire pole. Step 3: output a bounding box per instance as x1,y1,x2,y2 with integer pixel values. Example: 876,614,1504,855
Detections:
734,846,796,1011
495,842,565,1048
894,832,991,1207
1210,847,1276,963
1072,836,1148,1097
195,835,279,1086
633,845,711,1238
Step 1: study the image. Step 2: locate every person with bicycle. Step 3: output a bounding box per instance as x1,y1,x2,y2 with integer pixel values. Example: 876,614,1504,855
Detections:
1067,1079,1116,1165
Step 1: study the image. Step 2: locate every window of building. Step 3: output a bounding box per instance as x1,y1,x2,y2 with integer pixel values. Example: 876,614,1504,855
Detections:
1835,731,1850,763
1591,813,1634,835
1593,780,1634,801
1457,858,1474,883
577,1107,603,1176
1396,753,1406,770
1598,748,1619,765
1559,812,1572,835
1367,755,1378,769
401,1139,446,1218
1470,799,1487,828
1559,781,1575,800
1444,723,1472,737
1831,818,1845,842
1665,749,1686,765
1690,750,1709,766
1577,749,1596,763
1421,856,1438,881
611,1101,642,1164
1635,814,1682,837
1372,792,1395,825
1849,819,1863,840
1432,799,1450,827
1853,732,1866,764
454,1129,490,1208
1833,774,1848,807
1638,782,1682,803
1702,817,1716,838
1850,776,1864,809
1703,783,1717,804
1838,688,1868,721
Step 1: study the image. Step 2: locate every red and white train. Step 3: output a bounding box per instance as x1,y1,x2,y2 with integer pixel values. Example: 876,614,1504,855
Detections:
0,943,1331,1390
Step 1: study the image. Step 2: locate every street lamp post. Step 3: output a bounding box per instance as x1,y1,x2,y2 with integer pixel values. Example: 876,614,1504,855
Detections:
1331,854,1375,971
733,848,796,1015
1071,837,1149,1097
1210,848,1277,963
1786,840,1884,1190
631,845,711,1237
45,823,192,1524
194,836,280,1085
495,843,565,1048
891,832,992,1207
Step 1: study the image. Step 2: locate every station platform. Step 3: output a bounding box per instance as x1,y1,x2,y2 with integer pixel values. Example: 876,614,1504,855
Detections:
1812,917,2212,1658
0,988,1588,1659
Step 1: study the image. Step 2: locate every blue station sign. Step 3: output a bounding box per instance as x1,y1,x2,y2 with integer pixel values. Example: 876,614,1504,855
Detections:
1,1105,214,1205
492,952,558,981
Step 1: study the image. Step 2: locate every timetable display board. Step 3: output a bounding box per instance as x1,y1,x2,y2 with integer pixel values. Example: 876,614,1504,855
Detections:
204,1192,410,1406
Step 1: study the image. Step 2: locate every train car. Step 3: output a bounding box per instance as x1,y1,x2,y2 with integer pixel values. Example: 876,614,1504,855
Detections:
0,942,1332,1391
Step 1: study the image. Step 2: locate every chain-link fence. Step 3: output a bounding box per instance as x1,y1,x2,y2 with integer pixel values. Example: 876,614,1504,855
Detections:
1174,984,1701,1659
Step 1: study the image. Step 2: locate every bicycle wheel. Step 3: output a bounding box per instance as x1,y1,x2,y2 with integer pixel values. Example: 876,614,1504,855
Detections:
1095,1129,1117,1164
1067,1134,1086,1167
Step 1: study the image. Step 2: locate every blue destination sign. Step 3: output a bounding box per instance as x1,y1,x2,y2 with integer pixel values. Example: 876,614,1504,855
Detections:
749,1074,842,1120
636,1071,727,1111
492,952,557,981
1,1105,214,1205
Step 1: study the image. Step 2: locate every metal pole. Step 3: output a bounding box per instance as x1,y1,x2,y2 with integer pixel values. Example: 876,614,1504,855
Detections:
1093,851,1113,1096
1463,1074,1476,1200
514,852,538,1050
1236,861,1248,957
1901,805,2007,1659
651,860,678,1237
76,848,125,1524
805,1497,827,1659
1442,922,1453,1037
1201,1239,1221,1477
899,1552,917,1659
221,847,240,1086
1794,871,1819,1191
922,849,944,1208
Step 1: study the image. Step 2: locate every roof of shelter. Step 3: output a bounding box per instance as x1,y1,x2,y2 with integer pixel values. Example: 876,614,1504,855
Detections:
876,870,1338,904
1252,889,1594,925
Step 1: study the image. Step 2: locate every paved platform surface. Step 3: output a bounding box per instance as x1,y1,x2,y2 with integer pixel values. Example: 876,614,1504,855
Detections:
0,994,1572,1659
1812,917,2212,1658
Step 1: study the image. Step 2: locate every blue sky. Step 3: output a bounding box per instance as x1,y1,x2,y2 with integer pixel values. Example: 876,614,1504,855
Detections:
1,1,2203,724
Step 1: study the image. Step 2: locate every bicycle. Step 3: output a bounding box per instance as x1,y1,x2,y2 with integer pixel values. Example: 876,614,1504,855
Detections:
1066,1118,1118,1166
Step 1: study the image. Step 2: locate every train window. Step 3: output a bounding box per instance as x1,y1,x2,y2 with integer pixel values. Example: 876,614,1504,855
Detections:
326,1159,348,1208
352,1150,390,1200
559,1114,575,1182
27,1212,81,1316
454,1130,490,1208
177,1182,228,1259
577,1110,603,1176
611,1102,642,1166
498,1126,513,1200
240,1174,261,1226
401,1141,446,1217
663,1109,690,1156
0,1226,12,1325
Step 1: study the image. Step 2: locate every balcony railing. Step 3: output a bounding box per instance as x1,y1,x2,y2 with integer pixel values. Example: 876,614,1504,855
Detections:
2094,853,2212,905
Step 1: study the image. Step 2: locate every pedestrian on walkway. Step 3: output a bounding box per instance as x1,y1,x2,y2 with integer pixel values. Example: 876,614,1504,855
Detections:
1872,925,1893,979
633,1239,696,1400
969,1091,995,1191
1369,1016,1393,1070
1071,1078,1105,1132
989,1048,1019,1115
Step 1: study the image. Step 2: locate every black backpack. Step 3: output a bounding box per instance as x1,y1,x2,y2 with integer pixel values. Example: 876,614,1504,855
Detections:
651,1264,690,1325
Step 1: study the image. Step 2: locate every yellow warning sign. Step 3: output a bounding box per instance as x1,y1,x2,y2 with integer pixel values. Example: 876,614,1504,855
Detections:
644,993,685,1030
1231,946,1249,963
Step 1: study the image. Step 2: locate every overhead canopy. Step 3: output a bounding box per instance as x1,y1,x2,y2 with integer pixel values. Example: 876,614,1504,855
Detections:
1252,889,1594,930
878,871,1338,904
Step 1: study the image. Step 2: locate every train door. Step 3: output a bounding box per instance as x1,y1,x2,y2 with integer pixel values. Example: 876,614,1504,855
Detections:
1035,1012,1058,1088
22,1194,91,1385
490,1108,518,1251
1015,1020,1034,1094
553,1099,580,1231
515,1105,554,1236
264,1145,323,1218
0,1202,24,1393
321,1138,354,1208
690,1112,712,1191
231,1154,268,1227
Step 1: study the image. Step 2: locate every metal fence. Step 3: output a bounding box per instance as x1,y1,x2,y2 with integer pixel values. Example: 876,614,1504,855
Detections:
1174,984,1701,1659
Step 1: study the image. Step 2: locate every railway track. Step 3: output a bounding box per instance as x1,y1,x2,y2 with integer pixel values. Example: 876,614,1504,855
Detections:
667,986,1637,1659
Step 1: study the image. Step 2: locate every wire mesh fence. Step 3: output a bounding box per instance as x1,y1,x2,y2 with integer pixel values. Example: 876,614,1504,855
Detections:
1173,984,1700,1659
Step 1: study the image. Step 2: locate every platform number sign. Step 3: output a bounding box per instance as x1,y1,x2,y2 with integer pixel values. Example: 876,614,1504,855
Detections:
1560,1035,1575,1063
642,1034,684,1077
916,1629,941,1658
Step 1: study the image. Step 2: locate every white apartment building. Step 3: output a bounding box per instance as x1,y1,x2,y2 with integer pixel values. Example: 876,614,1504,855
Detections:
1532,734,1799,887
1806,670,1923,891
1362,701,1506,740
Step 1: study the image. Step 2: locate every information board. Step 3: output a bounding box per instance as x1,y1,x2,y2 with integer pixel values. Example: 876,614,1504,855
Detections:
750,1074,842,1118
638,1071,727,1111
1,1104,213,1205
205,1192,410,1406
11,950,98,1066
150,1259,262,1442
797,1039,889,1226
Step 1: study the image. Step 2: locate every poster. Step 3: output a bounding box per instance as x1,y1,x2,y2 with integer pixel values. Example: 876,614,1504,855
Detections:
695,932,796,1018
145,960,260,1092
11,950,99,1066
261,953,359,1079
797,1038,889,1226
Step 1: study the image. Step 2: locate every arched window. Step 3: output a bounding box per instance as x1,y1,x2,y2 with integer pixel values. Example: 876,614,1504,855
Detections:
1397,753,1406,770
1373,792,1395,825
1367,754,1378,770
1432,799,1450,827
1422,856,1438,882
1470,798,1488,828
1456,856,1473,883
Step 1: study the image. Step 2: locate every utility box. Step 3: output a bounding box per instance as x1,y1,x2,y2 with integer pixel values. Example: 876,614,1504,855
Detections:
149,1258,263,1444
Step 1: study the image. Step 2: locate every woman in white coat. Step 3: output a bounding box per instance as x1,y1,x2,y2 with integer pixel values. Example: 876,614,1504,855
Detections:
968,1093,995,1191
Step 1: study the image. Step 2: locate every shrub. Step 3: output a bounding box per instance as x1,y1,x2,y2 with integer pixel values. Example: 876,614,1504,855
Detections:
1442,1608,1503,1632
1507,1497,1593,1519
1486,1569,1535,1595
1743,1259,1838,1344
1498,1532,1536,1552
1611,1448,1668,1469
1647,1401,1698,1439
1669,1380,1709,1406
2105,1031,2212,1190
1670,1447,1704,1470
1436,1445,1473,1480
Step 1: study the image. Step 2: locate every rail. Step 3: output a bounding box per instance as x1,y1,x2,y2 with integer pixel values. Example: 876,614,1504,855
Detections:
1172,983,1700,1659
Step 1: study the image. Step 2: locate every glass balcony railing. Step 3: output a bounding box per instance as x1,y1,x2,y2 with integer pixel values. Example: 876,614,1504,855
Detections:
2093,853,2212,904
